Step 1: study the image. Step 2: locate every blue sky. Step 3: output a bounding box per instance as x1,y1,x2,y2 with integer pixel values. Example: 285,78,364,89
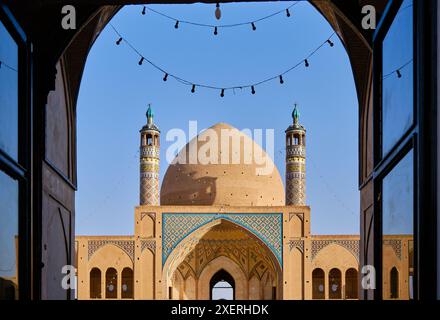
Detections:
76,1,359,236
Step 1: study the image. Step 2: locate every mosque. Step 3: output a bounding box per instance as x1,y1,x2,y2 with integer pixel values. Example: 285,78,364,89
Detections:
75,106,412,300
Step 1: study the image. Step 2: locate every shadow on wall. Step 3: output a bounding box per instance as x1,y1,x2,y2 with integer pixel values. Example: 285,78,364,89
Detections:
160,168,218,205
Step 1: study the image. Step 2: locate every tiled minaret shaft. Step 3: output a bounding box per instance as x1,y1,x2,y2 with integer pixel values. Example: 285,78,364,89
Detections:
139,104,160,205
285,105,306,205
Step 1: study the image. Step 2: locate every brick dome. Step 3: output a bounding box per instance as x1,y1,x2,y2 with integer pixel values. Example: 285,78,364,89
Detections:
160,123,284,206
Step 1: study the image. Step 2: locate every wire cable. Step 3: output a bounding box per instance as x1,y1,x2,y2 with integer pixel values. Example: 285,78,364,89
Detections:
143,2,300,29
110,23,336,94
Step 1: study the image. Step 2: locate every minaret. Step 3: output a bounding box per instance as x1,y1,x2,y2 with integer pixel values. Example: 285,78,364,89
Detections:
285,104,306,205
139,104,160,205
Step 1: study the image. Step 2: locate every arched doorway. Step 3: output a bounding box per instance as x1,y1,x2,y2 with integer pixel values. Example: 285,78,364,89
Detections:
345,268,358,299
121,267,134,299
390,267,399,299
89,268,101,299
105,268,118,299
210,269,235,300
312,268,325,299
328,268,342,299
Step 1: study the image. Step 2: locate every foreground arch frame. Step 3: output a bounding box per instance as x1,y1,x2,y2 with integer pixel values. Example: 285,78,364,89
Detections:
1,0,438,300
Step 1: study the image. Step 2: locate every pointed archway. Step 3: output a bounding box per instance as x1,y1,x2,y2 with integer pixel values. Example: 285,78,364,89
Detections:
210,269,235,300
199,256,245,299
163,219,282,300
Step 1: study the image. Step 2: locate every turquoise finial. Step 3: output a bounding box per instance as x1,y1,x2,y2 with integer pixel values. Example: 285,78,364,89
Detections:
292,103,299,124
146,103,154,119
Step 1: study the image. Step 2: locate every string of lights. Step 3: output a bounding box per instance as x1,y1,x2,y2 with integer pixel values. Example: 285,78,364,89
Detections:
382,59,413,80
140,2,300,33
110,23,336,96
0,60,18,72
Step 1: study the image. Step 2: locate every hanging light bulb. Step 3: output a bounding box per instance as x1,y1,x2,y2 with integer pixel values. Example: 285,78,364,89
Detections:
304,59,309,67
279,75,284,84
142,6,146,15
396,70,402,78
215,3,221,20
163,73,168,81
327,39,334,47
191,84,196,93
286,9,291,17
174,20,179,29
116,37,122,45
220,89,225,97
214,26,218,35
251,86,256,94
138,57,144,65
251,22,256,31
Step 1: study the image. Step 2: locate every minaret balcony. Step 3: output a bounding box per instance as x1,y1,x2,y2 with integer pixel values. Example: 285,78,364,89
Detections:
286,146,306,157
140,146,160,158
